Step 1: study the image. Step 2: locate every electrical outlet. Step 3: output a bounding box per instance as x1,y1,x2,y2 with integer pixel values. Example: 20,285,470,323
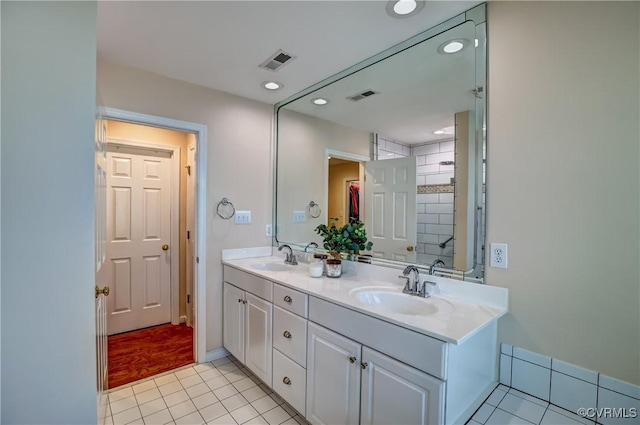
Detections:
265,224,272,237
490,243,508,269
293,210,306,223
234,211,251,224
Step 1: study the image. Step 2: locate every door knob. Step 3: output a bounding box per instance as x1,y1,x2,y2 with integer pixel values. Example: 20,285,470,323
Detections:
361,362,368,370
283,295,292,304
95,285,110,299
406,246,414,252
283,331,292,339
349,356,357,364
283,377,291,385
162,244,169,251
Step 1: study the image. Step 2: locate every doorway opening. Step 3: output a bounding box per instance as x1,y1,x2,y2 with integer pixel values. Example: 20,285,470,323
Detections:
327,157,361,227
100,115,204,389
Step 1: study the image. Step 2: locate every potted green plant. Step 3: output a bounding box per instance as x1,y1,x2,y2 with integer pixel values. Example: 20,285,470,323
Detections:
314,218,373,277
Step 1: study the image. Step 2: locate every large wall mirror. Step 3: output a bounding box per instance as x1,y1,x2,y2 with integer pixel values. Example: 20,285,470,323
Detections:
275,5,487,282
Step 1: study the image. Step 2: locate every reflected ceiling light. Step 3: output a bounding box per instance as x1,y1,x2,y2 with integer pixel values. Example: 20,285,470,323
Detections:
386,0,424,18
311,98,329,106
475,39,479,48
438,39,468,54
263,81,282,90
433,130,445,135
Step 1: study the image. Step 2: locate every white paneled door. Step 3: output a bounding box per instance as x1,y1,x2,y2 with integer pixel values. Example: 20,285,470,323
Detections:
364,157,417,262
106,144,173,335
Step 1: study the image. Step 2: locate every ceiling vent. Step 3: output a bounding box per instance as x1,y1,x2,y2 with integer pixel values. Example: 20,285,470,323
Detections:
347,89,379,102
259,49,295,72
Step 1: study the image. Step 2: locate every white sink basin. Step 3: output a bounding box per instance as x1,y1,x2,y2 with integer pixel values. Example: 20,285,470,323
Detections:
249,262,293,272
351,288,454,316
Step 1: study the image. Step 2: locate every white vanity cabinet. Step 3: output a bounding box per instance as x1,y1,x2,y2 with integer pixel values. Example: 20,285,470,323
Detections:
272,283,309,416
306,322,361,425
306,322,443,425
245,293,273,386
222,282,245,362
222,262,501,425
360,346,443,425
223,266,274,386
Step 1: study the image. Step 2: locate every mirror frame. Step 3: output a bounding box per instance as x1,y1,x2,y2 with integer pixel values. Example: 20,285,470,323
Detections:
272,4,487,281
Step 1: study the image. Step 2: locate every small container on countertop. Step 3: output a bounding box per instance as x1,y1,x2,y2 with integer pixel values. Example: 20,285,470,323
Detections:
308,260,324,278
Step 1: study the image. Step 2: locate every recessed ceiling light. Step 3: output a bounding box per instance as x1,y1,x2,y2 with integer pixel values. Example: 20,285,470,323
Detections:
386,0,424,18
263,81,282,90
433,130,445,135
438,39,468,54
311,98,329,106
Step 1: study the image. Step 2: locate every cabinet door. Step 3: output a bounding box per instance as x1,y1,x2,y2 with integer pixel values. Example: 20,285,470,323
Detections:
245,292,273,386
223,282,245,362
306,323,361,425
360,347,444,425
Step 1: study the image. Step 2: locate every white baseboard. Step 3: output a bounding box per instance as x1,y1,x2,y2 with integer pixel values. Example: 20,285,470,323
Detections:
203,347,230,363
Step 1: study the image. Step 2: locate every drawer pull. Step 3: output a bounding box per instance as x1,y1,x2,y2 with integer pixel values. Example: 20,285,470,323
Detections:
283,295,292,304
349,356,357,364
361,362,368,370
283,377,292,385
283,331,292,339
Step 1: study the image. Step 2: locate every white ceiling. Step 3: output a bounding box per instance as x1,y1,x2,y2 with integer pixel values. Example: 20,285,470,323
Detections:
97,1,481,105
283,20,476,144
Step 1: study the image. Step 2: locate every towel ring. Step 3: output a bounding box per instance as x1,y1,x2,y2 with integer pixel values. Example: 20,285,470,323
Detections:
217,198,235,219
307,201,321,219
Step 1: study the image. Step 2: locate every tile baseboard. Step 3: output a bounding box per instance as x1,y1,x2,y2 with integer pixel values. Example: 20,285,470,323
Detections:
499,343,640,424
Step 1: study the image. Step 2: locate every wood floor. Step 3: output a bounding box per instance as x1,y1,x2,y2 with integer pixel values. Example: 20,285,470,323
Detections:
108,323,194,389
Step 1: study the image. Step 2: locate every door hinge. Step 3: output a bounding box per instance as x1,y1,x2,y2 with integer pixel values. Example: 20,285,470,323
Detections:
186,165,192,176
196,257,200,263
187,230,190,240
187,294,190,304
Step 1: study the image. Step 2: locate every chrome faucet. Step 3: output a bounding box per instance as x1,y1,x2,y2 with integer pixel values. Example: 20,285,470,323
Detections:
400,265,420,294
429,259,446,275
304,242,319,252
278,244,298,265
417,280,437,298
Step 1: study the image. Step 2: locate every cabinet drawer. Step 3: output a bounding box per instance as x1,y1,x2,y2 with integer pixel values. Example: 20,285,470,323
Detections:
224,265,273,302
273,306,307,367
274,283,308,317
273,349,306,416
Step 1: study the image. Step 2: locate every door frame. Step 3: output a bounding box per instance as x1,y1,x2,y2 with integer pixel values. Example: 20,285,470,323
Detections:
100,107,207,363
325,149,369,225
106,138,180,329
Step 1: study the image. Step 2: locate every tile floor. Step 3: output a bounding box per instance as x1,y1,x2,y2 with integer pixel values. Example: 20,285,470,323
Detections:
105,356,310,425
467,384,597,425
107,357,594,425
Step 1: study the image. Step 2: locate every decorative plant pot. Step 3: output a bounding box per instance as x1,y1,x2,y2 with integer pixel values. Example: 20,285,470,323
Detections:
325,259,342,278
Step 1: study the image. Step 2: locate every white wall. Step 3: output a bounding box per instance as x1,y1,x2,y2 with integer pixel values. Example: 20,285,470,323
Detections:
487,1,640,384
97,60,273,352
1,1,97,423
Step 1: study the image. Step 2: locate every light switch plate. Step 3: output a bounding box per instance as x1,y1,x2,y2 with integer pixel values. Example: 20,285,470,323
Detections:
293,210,306,223
235,211,251,224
